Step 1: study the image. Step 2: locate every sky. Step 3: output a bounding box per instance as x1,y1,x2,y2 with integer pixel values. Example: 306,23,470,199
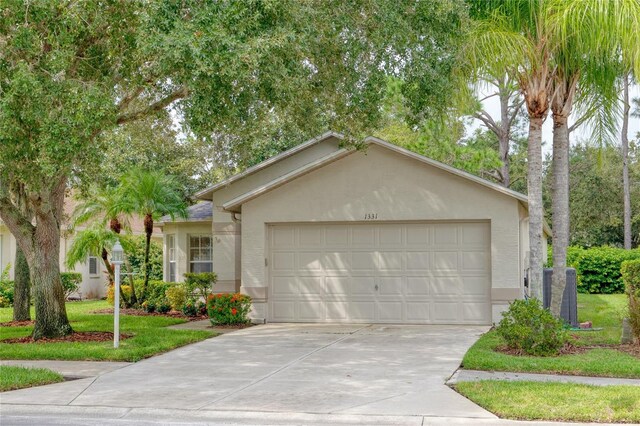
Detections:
470,84,640,155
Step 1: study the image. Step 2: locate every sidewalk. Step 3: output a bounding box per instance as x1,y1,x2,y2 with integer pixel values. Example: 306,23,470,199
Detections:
448,369,640,387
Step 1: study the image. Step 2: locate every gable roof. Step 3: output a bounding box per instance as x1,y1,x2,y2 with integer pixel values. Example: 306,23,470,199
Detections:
195,131,343,200
222,135,529,212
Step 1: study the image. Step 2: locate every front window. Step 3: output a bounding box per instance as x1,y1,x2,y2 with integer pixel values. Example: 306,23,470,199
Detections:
167,235,176,282
189,235,212,273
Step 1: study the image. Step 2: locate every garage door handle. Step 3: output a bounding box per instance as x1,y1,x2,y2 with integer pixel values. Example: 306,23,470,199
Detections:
374,284,379,291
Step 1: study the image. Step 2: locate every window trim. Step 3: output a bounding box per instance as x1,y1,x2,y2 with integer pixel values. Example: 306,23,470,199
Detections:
167,234,176,282
188,234,213,273
88,255,99,277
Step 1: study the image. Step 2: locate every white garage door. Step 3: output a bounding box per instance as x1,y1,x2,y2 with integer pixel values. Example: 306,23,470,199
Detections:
268,222,491,324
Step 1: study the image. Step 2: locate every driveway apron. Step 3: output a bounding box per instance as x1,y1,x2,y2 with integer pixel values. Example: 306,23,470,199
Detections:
1,324,493,418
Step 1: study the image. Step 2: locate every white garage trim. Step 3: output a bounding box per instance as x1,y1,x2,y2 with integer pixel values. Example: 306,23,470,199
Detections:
267,221,491,325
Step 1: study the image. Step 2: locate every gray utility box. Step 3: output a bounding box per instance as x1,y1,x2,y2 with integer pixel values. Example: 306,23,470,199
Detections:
542,268,578,327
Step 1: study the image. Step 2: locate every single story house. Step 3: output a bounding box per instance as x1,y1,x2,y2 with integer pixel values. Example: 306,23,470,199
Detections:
160,132,548,324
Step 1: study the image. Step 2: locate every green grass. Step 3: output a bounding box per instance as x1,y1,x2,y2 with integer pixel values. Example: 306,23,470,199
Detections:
0,301,216,362
455,381,640,423
462,294,640,378
0,365,64,392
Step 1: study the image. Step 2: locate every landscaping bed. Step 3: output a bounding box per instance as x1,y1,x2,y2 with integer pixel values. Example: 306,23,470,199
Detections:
462,294,640,379
2,331,133,344
455,381,640,423
92,307,208,321
0,300,216,362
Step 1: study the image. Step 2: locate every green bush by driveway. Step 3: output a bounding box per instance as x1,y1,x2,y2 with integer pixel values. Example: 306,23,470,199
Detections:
0,301,216,362
463,294,639,378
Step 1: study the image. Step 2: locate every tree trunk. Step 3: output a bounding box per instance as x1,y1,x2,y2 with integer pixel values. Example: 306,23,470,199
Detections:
622,74,632,250
0,175,73,339
551,116,570,317
142,213,153,300
498,87,511,188
12,246,31,321
527,116,545,300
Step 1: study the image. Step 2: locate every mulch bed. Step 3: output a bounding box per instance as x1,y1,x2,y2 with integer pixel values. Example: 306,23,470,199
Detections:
2,331,133,344
496,342,588,357
209,323,254,330
0,320,35,327
92,308,208,321
496,342,640,358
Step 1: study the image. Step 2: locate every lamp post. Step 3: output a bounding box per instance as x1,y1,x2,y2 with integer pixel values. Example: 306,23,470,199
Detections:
111,239,124,349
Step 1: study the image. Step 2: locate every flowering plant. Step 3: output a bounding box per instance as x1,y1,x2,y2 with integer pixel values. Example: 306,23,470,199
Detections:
206,292,252,325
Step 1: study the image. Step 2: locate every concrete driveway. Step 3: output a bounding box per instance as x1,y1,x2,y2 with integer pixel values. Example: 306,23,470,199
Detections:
2,324,493,420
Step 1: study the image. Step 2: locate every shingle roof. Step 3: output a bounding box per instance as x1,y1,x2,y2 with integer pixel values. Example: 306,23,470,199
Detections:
159,201,212,224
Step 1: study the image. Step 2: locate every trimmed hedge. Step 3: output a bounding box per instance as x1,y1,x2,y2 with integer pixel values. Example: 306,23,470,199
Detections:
548,246,640,294
621,259,640,341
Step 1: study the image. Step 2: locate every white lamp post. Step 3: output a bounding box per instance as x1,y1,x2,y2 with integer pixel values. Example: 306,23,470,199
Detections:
111,239,124,349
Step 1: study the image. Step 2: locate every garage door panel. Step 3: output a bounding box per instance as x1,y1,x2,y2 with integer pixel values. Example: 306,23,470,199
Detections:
272,227,296,248
323,251,351,271
461,251,489,271
433,251,459,271
299,227,323,246
269,222,490,325
406,277,430,296
378,251,403,271
352,251,376,271
379,277,403,295
325,276,350,296
379,225,403,246
377,302,403,321
433,302,460,322
351,277,376,296
352,226,376,245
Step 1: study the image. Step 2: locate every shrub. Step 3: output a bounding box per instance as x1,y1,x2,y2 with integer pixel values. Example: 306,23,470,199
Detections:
60,272,82,298
182,301,198,317
141,300,156,313
106,285,132,306
0,264,14,307
496,299,567,356
165,286,187,311
125,236,163,281
145,280,173,304
156,302,171,314
196,301,207,316
183,272,217,300
207,293,252,325
575,247,640,294
621,259,640,342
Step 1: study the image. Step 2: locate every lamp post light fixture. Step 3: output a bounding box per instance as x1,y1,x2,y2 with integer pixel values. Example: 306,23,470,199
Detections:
111,239,124,349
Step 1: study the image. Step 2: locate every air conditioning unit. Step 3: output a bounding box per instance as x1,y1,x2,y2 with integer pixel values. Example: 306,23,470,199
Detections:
542,268,578,327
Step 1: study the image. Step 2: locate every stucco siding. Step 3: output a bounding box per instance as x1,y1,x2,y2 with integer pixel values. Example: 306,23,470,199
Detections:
240,145,524,323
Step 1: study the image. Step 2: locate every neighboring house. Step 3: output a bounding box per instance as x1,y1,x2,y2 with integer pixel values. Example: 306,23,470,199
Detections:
0,198,162,299
160,131,549,324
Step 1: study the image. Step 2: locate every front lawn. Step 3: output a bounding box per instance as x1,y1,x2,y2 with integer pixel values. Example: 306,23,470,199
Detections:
455,381,640,423
0,301,216,362
462,294,640,378
0,365,64,392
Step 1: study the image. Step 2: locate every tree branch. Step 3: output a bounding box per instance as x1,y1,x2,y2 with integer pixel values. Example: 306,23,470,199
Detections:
472,110,499,135
507,98,525,127
116,87,189,125
0,180,35,245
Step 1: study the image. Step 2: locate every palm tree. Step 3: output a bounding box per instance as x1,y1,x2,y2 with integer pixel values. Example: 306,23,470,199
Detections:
72,186,139,305
116,168,187,299
465,0,553,299
546,0,640,314
66,226,118,300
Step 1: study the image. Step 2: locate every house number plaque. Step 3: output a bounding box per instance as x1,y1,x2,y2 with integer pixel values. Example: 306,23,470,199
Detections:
363,213,378,220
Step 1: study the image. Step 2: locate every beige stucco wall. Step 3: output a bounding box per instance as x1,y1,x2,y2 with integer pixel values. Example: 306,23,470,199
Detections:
239,144,525,323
